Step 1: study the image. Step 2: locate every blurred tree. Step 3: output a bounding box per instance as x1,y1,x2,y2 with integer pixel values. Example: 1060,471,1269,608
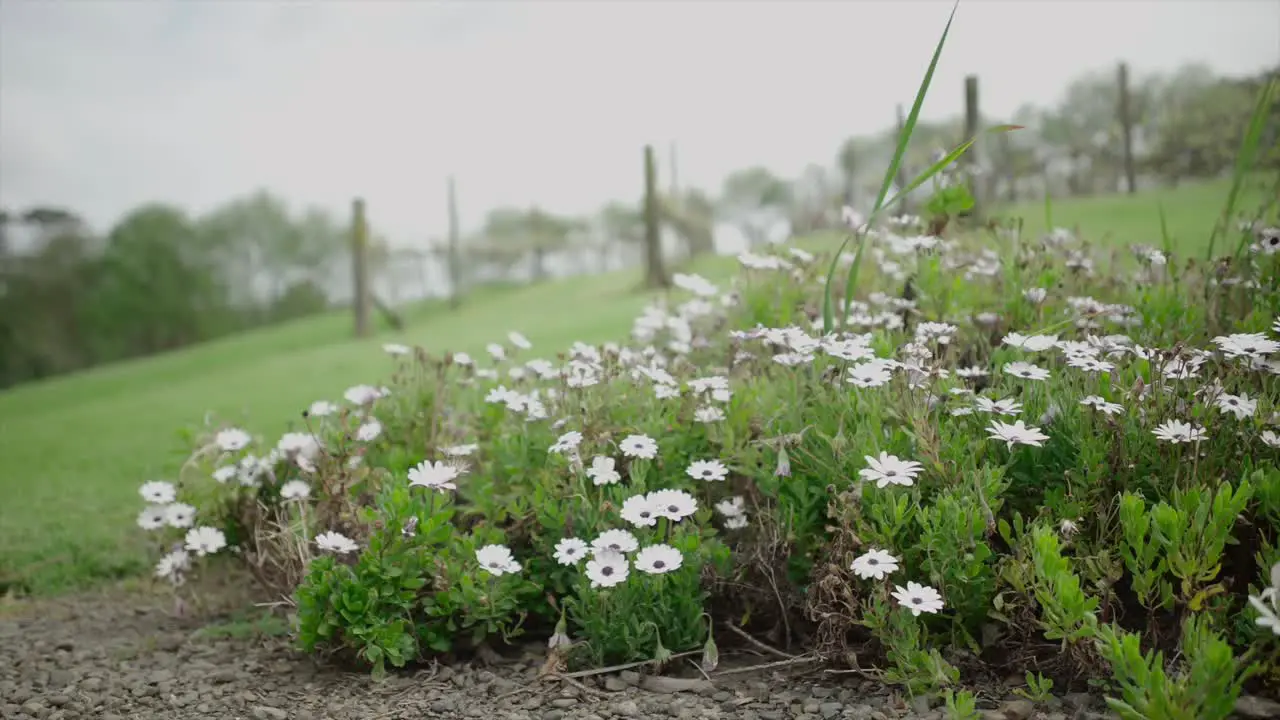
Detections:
719,166,792,248
789,164,838,234
1143,64,1275,184
87,204,228,357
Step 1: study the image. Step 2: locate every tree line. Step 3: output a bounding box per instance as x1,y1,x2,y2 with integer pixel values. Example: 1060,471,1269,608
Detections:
1,61,1275,389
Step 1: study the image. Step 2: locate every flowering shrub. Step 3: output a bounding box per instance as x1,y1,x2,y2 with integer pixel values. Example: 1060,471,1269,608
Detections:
131,207,1280,709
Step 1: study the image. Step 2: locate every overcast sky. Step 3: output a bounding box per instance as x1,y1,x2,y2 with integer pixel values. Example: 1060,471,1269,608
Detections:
2,0,1277,246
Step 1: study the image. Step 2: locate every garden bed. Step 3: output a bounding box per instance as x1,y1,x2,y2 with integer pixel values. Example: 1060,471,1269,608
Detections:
1,575,1132,720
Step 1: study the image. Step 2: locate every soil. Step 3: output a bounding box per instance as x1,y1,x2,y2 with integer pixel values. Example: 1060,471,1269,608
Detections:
0,576,1121,720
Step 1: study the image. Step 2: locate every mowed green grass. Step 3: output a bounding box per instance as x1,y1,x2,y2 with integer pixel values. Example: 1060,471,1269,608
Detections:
995,176,1272,256
0,268,688,595
0,178,1252,596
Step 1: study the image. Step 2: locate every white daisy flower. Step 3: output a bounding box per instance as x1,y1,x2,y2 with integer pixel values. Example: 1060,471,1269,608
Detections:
165,503,196,528
452,351,474,365
634,544,683,575
1152,420,1206,444
586,455,621,486
1213,333,1280,359
715,496,746,518
1215,392,1257,421
476,544,522,576
307,400,339,417
408,460,462,492
277,432,320,462
585,550,630,588
620,494,659,528
725,515,750,530
184,526,227,556
686,459,728,482
892,581,945,616
215,428,252,452
973,397,1022,416
383,343,410,356
344,384,386,406
1002,332,1059,352
553,537,590,566
847,362,894,388
139,481,176,504
1080,395,1124,416
137,505,168,531
443,443,478,457
592,529,639,555
1067,356,1115,374
280,480,311,501
549,431,583,455
155,549,189,583
850,548,899,580
316,531,359,555
858,452,924,489
654,384,681,400
1003,361,1051,381
987,420,1050,449
647,489,698,522
1249,588,1280,636
694,406,725,423
1023,287,1047,304
620,434,658,459
1262,430,1280,449
212,465,237,483
355,419,382,442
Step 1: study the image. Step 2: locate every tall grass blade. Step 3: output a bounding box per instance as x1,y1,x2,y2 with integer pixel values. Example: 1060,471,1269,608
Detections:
822,0,959,334
1157,201,1172,257
1207,77,1277,261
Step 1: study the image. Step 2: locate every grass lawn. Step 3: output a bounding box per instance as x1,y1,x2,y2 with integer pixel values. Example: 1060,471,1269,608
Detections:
993,176,1272,256
0,177,1258,596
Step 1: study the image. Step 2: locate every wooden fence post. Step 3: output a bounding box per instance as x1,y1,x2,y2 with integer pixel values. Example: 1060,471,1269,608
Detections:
963,75,982,217
446,176,462,308
351,197,371,338
1117,62,1138,195
895,104,910,202
642,145,669,289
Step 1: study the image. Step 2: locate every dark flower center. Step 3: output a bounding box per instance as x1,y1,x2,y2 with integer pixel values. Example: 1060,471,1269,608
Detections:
912,597,923,605
488,562,501,569
668,505,679,513
868,558,878,565
653,561,666,569
602,567,614,576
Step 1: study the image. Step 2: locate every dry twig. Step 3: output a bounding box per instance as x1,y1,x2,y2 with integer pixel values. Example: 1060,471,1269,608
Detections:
722,622,797,660
710,654,819,678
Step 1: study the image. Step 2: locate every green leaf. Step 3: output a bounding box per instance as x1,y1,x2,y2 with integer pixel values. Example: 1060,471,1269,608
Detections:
822,0,959,334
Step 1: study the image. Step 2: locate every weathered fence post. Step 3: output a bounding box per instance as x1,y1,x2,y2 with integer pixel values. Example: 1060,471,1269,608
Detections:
1117,62,1138,195
963,75,982,218
351,198,372,338
642,145,669,289
895,104,910,203
446,176,462,308
669,141,680,198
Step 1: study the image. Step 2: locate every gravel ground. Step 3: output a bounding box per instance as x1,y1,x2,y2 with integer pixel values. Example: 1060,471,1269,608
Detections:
0,580,1161,720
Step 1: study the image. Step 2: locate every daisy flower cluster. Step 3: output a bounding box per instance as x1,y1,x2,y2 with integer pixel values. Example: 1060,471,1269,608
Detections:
142,204,1280,695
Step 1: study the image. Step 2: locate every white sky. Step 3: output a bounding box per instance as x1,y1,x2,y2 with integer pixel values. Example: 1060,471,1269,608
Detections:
2,0,1278,246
